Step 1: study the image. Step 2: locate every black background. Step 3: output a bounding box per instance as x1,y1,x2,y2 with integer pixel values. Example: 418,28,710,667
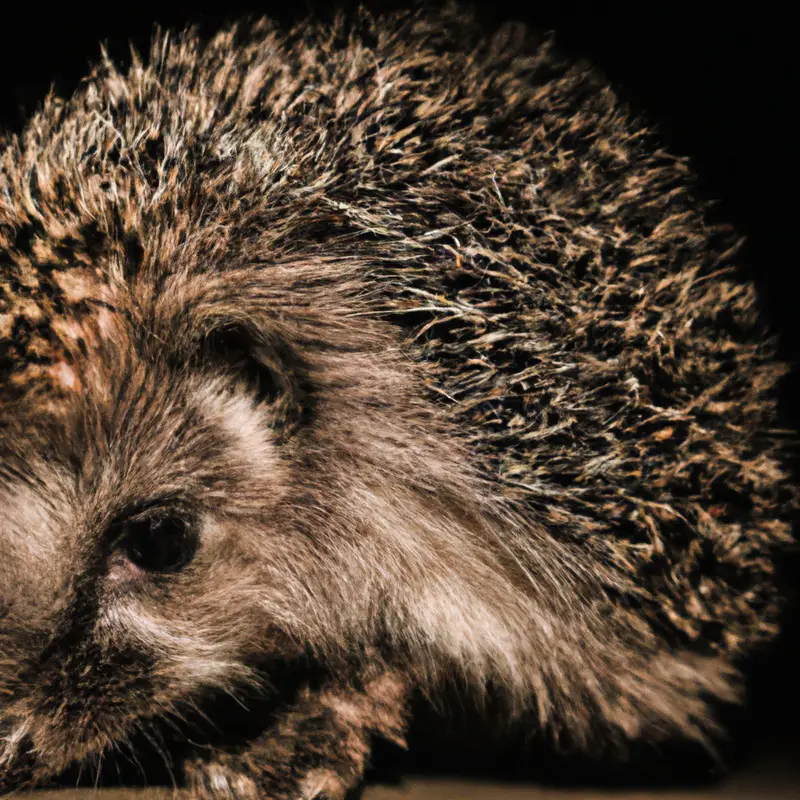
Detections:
1,0,796,788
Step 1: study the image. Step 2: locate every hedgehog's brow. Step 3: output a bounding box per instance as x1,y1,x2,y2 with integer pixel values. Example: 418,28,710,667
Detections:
107,493,193,531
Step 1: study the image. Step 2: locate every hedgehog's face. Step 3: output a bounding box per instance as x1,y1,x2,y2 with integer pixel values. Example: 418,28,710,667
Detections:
0,308,314,785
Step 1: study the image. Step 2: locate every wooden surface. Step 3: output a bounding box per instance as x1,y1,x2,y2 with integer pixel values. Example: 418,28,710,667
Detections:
16,752,800,800
14,731,800,800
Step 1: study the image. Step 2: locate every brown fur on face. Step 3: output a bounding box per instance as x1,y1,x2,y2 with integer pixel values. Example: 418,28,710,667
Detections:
0,1,796,795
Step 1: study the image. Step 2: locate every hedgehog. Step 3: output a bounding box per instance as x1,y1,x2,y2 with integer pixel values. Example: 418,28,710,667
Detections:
0,3,795,798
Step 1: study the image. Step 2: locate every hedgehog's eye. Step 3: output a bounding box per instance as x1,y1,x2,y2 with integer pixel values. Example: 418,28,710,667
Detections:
116,514,197,573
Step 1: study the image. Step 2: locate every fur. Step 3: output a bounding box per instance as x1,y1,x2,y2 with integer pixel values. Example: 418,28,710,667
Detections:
0,3,796,797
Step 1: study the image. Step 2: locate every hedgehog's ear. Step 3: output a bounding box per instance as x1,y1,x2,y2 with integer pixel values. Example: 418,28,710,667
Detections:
196,320,287,406
190,315,312,436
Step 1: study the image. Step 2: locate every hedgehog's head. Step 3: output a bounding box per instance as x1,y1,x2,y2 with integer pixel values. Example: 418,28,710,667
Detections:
0,210,481,783
0,256,360,785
